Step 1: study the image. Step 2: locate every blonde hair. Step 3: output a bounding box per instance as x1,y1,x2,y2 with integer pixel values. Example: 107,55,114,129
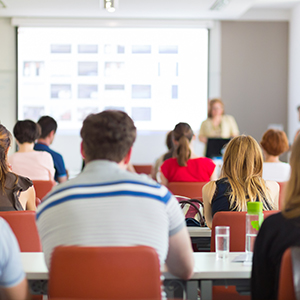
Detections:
173,123,193,167
282,136,300,218
221,135,273,211
208,98,224,118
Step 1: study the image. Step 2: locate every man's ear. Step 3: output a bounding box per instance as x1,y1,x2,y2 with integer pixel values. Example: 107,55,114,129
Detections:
80,141,86,159
123,147,132,165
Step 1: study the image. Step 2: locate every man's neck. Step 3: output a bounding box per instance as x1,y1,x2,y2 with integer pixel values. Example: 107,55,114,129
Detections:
37,138,51,146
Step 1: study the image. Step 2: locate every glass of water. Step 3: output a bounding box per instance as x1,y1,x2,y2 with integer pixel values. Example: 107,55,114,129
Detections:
215,226,230,259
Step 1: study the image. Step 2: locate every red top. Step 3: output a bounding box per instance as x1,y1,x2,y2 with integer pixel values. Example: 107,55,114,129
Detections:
160,157,216,182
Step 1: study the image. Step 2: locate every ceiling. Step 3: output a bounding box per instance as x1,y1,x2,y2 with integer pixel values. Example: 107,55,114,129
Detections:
0,0,299,20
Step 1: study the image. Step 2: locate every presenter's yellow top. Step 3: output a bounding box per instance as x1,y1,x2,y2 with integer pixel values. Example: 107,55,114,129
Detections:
199,115,239,139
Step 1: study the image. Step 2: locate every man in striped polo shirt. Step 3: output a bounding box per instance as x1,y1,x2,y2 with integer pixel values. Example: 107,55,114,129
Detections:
36,110,194,280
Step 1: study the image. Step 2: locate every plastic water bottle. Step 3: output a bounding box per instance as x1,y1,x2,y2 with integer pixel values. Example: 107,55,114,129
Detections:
245,202,263,253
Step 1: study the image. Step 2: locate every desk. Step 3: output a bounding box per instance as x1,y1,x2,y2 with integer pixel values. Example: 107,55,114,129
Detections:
21,252,251,300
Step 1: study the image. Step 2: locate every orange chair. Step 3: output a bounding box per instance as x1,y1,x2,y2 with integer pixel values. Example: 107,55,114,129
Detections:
32,180,56,200
0,211,42,252
278,247,297,300
133,164,152,175
48,245,162,300
277,181,287,210
168,182,208,199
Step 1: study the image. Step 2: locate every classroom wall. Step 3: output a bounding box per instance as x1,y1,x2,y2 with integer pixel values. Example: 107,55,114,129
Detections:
221,21,289,143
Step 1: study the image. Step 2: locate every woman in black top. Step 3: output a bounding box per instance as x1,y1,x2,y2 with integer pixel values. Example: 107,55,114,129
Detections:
251,135,300,300
203,135,279,228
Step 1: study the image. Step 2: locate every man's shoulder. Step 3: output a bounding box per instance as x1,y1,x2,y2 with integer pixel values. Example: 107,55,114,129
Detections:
35,143,63,160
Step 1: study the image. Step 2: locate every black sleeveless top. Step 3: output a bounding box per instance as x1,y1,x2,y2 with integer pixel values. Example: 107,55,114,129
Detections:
211,177,272,217
0,172,33,211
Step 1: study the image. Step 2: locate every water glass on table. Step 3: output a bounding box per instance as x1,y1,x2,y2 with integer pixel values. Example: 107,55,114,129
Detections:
215,226,230,259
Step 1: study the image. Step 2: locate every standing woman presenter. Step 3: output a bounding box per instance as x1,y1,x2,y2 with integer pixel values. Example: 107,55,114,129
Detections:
198,99,239,144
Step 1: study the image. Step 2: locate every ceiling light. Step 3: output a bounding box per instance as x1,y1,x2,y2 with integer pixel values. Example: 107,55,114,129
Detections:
103,0,118,13
0,1,6,9
210,0,231,11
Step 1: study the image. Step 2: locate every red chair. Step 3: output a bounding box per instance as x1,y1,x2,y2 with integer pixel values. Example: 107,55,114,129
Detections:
277,181,287,210
0,211,42,252
278,248,297,300
133,165,152,175
32,180,56,200
48,245,162,300
168,182,208,199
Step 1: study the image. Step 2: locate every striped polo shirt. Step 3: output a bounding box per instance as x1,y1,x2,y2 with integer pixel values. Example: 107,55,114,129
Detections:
36,160,185,268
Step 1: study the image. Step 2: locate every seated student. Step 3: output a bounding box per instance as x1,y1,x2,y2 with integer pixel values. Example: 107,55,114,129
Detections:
203,135,279,229
251,135,300,300
0,218,31,300
0,125,35,211
160,122,217,186
36,111,194,280
8,120,55,181
34,116,67,183
260,128,290,182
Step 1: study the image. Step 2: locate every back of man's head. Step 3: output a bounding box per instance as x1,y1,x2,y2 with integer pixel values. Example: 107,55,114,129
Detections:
80,110,137,163
37,116,57,139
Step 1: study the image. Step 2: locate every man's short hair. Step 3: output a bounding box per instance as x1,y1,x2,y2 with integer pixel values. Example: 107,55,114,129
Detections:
80,110,136,163
13,120,41,144
37,116,57,139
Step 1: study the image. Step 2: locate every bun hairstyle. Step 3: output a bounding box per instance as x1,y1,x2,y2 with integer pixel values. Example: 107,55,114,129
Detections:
173,123,193,167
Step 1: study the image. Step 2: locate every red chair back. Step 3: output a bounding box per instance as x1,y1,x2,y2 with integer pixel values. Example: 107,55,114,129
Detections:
48,245,162,300
133,165,152,175
32,180,56,200
168,182,207,199
211,210,278,252
278,181,287,210
0,211,42,252
278,248,296,300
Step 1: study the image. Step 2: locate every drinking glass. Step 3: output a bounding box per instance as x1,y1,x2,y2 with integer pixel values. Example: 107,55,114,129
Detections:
215,226,230,259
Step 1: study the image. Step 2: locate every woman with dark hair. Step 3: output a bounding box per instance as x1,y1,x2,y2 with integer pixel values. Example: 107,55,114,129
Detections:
260,129,290,182
8,120,55,181
160,122,217,186
251,135,300,300
0,124,36,211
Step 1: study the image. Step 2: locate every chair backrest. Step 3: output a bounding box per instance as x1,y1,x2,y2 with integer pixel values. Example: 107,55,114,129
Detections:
168,182,207,199
278,181,287,210
48,245,162,300
278,248,297,300
0,211,42,252
32,180,56,200
133,165,152,175
211,210,278,252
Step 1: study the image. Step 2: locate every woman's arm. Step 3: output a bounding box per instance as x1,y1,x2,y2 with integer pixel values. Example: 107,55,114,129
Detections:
202,181,217,229
265,180,279,210
198,135,208,144
19,186,36,211
160,172,169,187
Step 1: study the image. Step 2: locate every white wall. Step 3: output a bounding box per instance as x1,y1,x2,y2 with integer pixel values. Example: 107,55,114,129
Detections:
288,4,300,143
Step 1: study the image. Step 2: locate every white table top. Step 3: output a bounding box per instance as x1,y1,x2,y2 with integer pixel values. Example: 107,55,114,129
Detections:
21,251,251,281
188,227,211,237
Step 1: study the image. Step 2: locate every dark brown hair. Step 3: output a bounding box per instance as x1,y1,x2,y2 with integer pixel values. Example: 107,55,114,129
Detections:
208,98,224,118
260,129,289,157
80,110,137,163
37,116,57,139
173,123,193,167
13,120,41,144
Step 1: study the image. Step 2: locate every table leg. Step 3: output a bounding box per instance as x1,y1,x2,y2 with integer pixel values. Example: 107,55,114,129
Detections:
186,280,199,300
200,280,213,300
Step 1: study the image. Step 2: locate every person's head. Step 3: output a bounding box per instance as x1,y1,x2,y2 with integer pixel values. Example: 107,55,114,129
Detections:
13,120,41,144
80,110,137,164
260,129,289,157
283,135,300,218
173,122,194,167
37,116,57,140
208,98,224,118
221,135,272,210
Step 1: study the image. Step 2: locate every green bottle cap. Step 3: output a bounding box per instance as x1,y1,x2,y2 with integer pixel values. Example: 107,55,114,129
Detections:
247,202,263,214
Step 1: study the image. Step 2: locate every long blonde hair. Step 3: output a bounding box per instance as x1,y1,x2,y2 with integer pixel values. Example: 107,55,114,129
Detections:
283,135,300,218
221,135,273,211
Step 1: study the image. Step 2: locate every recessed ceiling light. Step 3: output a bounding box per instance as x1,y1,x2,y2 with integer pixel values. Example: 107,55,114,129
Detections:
210,0,231,11
0,1,6,9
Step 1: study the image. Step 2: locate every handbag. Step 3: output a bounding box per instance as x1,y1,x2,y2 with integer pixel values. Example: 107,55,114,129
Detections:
178,198,206,227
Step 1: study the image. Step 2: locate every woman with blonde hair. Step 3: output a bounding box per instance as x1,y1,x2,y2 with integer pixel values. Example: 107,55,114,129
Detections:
160,122,217,186
0,124,36,211
198,98,239,144
203,135,279,229
251,135,300,300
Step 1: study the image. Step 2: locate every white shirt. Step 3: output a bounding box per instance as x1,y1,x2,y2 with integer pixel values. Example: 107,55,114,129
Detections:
262,162,291,182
